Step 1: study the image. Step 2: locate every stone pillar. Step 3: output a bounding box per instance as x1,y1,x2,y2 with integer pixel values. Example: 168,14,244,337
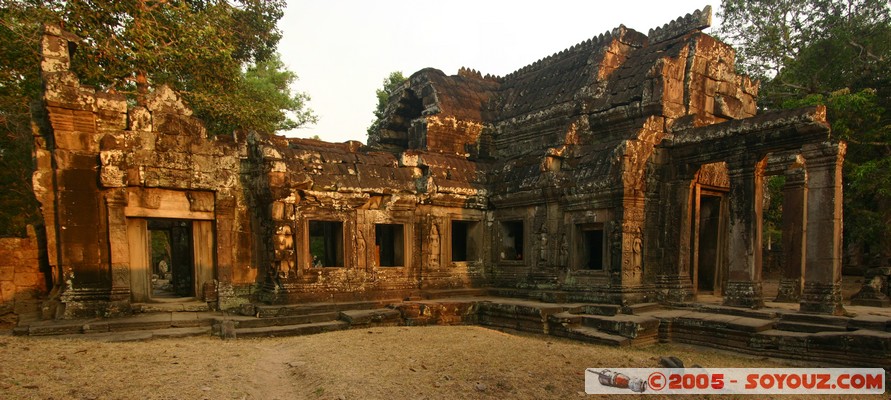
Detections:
800,142,846,315
215,196,237,309
723,157,765,308
660,177,696,302
775,168,807,302
615,196,646,304
105,189,131,305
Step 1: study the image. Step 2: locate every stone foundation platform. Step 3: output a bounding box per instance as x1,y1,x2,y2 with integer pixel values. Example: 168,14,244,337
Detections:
12,293,891,369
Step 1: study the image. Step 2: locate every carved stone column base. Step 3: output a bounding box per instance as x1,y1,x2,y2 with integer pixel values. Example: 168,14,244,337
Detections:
109,286,131,302
723,280,764,308
58,286,132,319
850,268,891,307
656,275,694,304
774,278,801,303
799,282,845,315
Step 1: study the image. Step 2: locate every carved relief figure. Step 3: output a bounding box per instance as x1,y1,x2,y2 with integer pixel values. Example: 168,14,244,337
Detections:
429,223,440,269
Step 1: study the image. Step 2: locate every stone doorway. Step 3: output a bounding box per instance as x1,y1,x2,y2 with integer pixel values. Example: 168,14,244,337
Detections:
128,217,214,303
123,189,216,303
148,219,194,298
691,191,728,295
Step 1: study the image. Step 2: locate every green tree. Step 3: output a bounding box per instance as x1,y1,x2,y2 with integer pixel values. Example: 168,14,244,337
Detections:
719,0,890,108
718,0,891,261
0,0,315,236
367,71,407,137
0,1,54,236
192,53,317,136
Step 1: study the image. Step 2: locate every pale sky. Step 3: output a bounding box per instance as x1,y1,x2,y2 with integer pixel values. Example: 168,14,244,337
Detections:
278,1,720,143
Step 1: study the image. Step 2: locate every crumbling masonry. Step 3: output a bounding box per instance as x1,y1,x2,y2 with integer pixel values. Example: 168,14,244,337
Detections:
30,7,849,321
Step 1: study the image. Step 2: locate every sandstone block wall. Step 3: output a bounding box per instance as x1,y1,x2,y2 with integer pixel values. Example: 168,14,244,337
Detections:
0,226,46,317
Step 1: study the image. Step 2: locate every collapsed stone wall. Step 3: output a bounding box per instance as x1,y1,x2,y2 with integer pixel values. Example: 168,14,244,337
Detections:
0,226,46,320
33,23,498,316
35,24,255,317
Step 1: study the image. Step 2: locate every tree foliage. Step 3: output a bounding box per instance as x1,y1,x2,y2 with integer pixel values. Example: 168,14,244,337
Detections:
719,0,891,259
367,71,406,137
0,0,315,236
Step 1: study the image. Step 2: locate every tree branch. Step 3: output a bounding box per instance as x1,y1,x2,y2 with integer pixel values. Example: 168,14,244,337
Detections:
848,40,884,62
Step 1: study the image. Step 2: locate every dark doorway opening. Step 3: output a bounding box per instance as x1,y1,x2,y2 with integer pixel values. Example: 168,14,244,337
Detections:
375,224,405,267
500,220,524,261
309,220,344,267
451,220,480,262
697,195,723,292
578,225,605,270
148,219,194,298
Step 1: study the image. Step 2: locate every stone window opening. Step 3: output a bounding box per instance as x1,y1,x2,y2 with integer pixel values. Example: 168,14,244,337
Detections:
576,223,605,270
500,220,525,261
451,220,481,262
375,224,405,267
309,220,344,268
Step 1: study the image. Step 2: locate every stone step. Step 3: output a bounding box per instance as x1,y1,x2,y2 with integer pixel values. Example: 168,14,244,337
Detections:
476,301,569,318
339,308,401,326
694,304,781,320
392,301,479,326
774,321,849,333
486,288,577,304
254,300,395,318
53,326,212,342
751,329,811,352
219,312,340,330
18,320,84,336
549,311,583,326
235,320,349,338
576,304,621,316
779,313,850,327
420,288,488,299
21,312,216,336
849,315,891,331
578,314,660,339
132,301,210,313
850,297,891,307
563,326,630,347
626,302,662,315
672,311,776,333
476,300,579,334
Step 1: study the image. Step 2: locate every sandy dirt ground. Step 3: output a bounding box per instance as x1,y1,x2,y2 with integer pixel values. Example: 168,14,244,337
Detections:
1,325,884,400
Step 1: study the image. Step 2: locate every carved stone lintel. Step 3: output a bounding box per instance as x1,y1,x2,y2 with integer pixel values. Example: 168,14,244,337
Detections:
799,281,845,315
187,191,215,212
722,280,764,309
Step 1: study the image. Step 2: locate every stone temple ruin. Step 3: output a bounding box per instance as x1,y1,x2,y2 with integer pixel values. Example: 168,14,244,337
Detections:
13,7,891,367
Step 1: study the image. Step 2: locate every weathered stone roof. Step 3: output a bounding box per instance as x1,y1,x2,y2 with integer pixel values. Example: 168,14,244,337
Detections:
415,68,500,122
361,5,769,205
495,26,649,121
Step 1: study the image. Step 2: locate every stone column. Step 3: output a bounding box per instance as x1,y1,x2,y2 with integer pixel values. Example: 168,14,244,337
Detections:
660,176,696,302
215,196,237,309
105,189,131,305
723,157,765,308
775,167,807,302
800,142,846,315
